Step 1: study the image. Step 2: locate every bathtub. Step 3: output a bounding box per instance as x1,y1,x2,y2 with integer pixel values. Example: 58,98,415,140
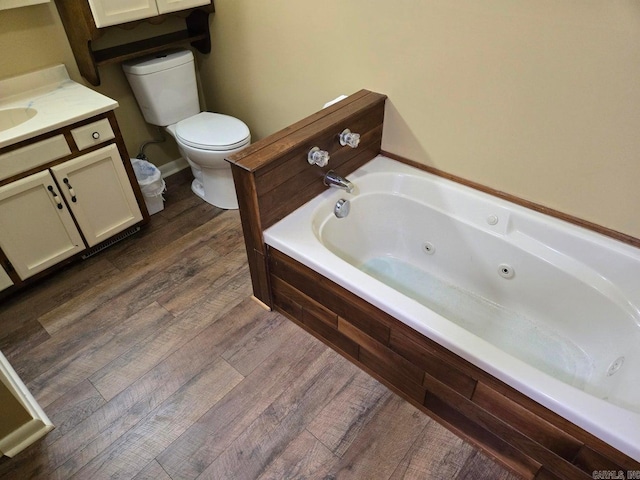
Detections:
264,155,640,462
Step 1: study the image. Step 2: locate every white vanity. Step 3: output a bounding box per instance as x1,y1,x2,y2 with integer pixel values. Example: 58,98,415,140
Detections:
0,65,148,297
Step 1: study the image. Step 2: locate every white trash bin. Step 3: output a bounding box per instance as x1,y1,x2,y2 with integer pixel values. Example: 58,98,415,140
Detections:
131,158,166,215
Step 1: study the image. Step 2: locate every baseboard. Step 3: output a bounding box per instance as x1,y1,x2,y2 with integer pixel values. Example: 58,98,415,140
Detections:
159,157,189,177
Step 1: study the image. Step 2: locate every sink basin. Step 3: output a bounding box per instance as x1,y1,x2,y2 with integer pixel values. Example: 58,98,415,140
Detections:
0,107,37,132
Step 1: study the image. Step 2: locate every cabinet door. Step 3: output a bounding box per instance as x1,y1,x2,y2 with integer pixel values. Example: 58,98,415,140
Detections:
156,0,210,15
0,171,85,280
87,0,159,28
0,265,12,292
51,144,143,248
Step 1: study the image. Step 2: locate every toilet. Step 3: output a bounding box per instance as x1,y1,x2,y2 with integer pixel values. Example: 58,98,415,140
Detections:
122,49,250,209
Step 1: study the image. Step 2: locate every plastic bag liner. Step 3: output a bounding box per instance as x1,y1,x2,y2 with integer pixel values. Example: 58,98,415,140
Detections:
131,158,166,197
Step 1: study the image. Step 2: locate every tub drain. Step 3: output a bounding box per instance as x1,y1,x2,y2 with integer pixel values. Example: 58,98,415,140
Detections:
607,356,625,376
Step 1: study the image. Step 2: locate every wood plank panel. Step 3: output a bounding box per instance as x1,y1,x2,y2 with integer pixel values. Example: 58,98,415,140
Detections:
422,373,593,480
302,308,360,360
259,142,381,229
473,382,583,462
572,445,626,475
423,394,541,479
254,112,384,196
271,274,338,328
269,248,391,344
231,164,271,304
389,328,477,399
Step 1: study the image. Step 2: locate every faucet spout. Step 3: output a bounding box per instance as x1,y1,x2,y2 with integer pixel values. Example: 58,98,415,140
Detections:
323,170,354,193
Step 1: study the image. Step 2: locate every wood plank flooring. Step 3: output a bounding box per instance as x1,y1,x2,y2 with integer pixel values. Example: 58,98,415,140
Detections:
0,170,522,479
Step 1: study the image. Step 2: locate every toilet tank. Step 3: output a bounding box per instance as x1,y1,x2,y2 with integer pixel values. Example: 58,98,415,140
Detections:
122,49,200,126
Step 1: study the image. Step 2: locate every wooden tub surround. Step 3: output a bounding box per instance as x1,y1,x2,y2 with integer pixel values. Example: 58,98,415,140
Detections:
226,90,640,479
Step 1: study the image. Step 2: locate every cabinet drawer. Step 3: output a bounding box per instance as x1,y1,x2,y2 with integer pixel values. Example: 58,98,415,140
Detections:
70,119,115,151
0,135,70,182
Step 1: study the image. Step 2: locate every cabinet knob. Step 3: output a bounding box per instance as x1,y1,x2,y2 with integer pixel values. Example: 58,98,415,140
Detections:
92,132,100,140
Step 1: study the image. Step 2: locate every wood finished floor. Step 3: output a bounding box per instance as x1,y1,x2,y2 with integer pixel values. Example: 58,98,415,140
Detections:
0,170,522,480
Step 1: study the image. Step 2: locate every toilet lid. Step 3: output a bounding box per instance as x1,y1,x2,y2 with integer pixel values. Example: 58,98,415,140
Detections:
176,112,250,151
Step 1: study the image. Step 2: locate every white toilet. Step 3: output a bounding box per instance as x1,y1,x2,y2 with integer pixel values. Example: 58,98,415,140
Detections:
122,49,250,209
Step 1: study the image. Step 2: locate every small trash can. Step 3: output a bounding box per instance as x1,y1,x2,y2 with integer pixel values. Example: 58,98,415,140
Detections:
131,158,166,215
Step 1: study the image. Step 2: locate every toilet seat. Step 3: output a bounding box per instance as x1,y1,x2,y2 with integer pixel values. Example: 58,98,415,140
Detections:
176,112,250,151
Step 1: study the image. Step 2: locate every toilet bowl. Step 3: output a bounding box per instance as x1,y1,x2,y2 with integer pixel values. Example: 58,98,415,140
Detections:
122,49,251,209
166,112,250,209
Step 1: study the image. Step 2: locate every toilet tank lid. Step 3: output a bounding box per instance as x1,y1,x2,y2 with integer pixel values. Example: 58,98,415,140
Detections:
122,49,193,75
176,112,251,150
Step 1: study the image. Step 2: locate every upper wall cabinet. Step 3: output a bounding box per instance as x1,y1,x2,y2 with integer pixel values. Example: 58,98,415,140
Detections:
54,0,214,85
87,0,210,28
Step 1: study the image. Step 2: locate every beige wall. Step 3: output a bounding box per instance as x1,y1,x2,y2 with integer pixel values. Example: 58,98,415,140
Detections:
1,1,640,239
201,0,640,239
0,3,77,80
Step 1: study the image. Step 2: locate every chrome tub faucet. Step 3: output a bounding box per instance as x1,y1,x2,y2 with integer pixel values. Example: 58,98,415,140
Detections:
323,170,354,193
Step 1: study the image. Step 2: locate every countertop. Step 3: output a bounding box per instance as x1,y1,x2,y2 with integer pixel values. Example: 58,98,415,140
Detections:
0,65,118,150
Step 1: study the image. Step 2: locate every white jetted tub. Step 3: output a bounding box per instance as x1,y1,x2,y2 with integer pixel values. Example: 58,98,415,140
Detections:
264,155,640,461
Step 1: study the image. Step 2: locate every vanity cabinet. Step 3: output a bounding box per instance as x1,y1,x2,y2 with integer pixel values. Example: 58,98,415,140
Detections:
87,0,210,27
0,111,147,295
